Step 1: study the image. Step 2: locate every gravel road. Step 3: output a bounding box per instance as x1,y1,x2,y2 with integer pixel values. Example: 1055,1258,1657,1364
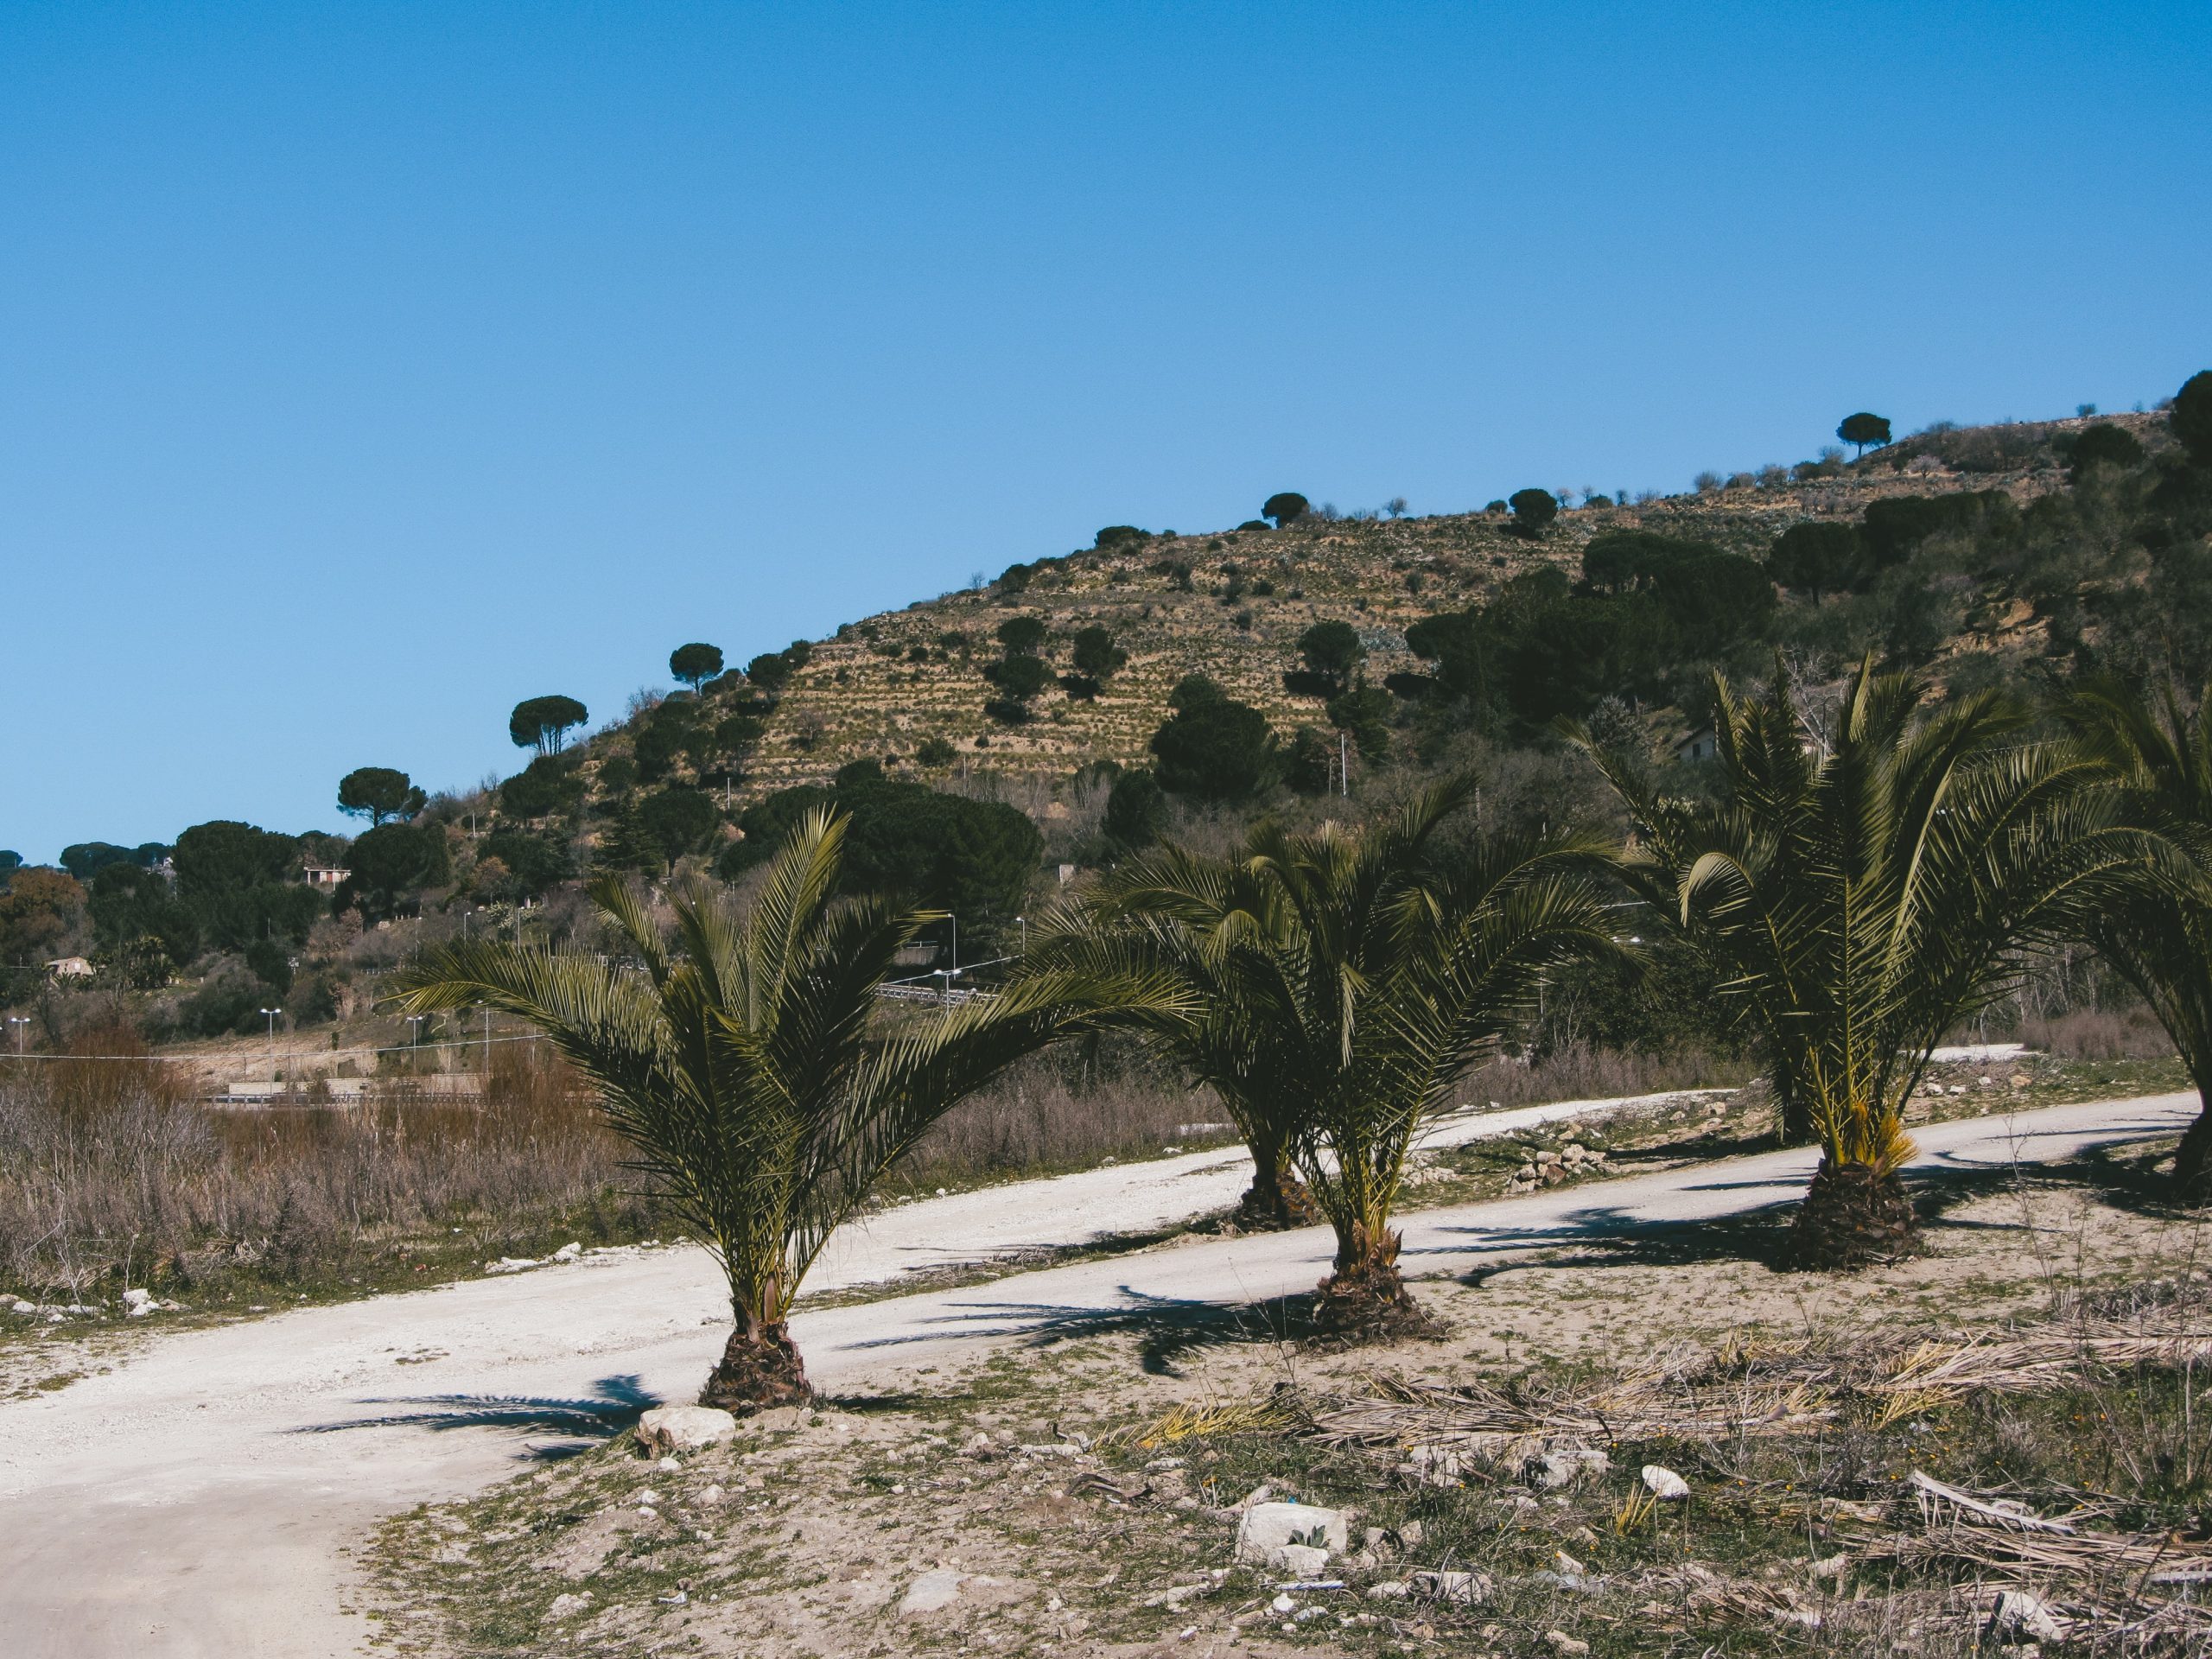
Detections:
0,1090,2187,1657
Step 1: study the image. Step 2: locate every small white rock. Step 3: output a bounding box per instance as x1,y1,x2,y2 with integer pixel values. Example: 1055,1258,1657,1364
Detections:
1545,1633,1590,1656
1366,1580,1410,1600
1268,1593,1297,1614
657,1454,682,1471
635,1405,737,1455
551,1241,582,1262
1642,1464,1690,1501
1267,1542,1332,1576
548,1591,593,1617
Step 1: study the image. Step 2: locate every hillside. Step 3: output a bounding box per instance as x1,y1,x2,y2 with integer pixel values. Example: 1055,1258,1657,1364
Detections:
9,391,2207,1047
589,405,2176,796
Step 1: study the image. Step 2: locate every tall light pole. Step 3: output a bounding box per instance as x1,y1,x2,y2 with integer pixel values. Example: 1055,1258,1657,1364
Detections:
1015,915,1026,955
7,1015,28,1054
260,1007,282,1065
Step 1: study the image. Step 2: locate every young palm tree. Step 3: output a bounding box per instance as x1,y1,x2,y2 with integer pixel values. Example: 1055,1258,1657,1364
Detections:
2064,678,2212,1200
392,809,1183,1411
1579,658,2130,1268
1043,777,1616,1325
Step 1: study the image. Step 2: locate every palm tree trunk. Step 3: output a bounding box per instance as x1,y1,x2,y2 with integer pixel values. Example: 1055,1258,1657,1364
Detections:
1234,1130,1320,1230
1776,1084,1816,1146
1313,1217,1433,1339
1788,1158,1916,1270
2174,1073,2212,1205
699,1306,811,1414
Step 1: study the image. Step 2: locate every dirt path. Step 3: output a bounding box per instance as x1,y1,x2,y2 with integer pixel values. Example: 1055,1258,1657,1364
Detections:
0,1091,2187,1658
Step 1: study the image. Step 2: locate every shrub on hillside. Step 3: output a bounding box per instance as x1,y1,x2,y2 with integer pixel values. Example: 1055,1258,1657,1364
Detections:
1767,521,1866,601
1507,488,1559,534
334,823,450,921
1103,768,1168,847
715,772,1040,938
2175,371,2212,466
1149,691,1276,802
2067,422,2145,480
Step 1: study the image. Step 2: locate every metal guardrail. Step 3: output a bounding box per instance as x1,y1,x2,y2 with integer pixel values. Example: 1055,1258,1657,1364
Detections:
874,982,998,1007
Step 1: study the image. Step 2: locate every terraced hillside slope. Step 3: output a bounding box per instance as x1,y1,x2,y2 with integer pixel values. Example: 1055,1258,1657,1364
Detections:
639,410,2159,798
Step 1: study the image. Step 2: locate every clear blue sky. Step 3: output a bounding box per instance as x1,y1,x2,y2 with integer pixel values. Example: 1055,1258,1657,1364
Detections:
3,2,2206,863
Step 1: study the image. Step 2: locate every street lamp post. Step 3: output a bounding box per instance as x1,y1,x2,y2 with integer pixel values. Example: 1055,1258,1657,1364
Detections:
259,1007,282,1067
1015,915,1026,955
7,1015,28,1054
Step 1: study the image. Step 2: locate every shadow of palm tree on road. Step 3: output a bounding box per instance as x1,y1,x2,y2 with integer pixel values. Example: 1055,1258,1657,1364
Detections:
296,1374,660,1459
1427,1126,2193,1283
846,1286,1323,1376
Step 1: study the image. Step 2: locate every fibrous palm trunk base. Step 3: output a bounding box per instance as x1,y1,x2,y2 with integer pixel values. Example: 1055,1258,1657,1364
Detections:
698,1320,813,1414
1788,1160,1917,1271
1312,1224,1446,1344
2173,1105,2212,1206
1233,1161,1323,1231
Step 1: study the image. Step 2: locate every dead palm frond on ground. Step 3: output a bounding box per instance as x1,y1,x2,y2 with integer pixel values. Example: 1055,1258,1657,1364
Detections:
1041,775,1616,1330
391,807,1186,1410
1577,657,2134,1268
2064,677,2212,1201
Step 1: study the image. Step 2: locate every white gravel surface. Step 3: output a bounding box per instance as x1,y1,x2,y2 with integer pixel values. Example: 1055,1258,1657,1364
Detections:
0,1090,2188,1658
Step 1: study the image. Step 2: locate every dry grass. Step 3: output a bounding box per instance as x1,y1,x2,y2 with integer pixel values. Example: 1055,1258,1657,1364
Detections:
0,1030,1226,1305
2024,1005,2180,1062
0,1027,643,1302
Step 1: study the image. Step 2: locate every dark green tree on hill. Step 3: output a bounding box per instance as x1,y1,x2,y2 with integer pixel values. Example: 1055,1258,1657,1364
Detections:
1297,620,1365,693
1326,683,1394,761
1579,531,1719,597
336,766,426,825
1150,683,1276,802
1071,626,1126,680
87,863,200,969
59,842,157,881
499,755,586,823
1262,493,1309,527
2175,372,2212,466
635,697,704,785
639,787,721,874
1507,488,1558,534
1103,768,1168,847
995,615,1047,655
510,696,588,755
1767,521,1865,602
477,830,573,899
171,820,321,950
716,768,1040,944
334,823,451,921
670,642,724,694
1838,412,1891,457
2068,423,2144,480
